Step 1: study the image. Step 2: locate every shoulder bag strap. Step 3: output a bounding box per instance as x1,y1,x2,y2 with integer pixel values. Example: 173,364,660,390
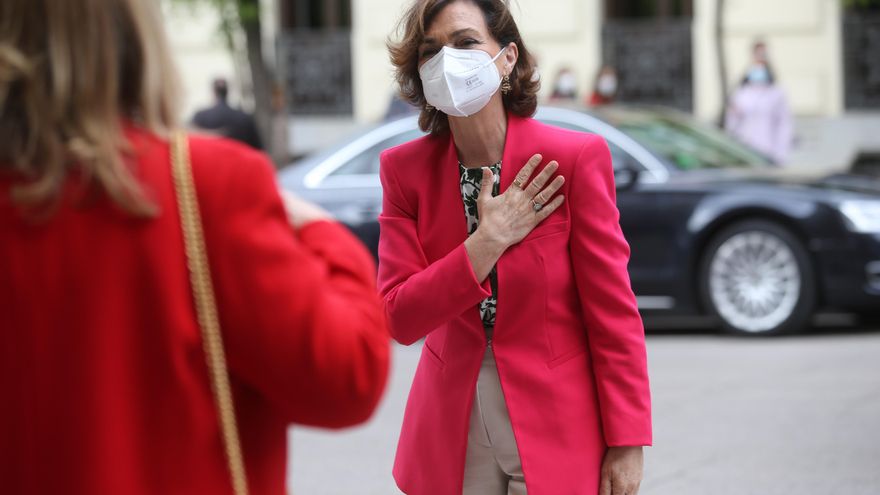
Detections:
170,132,250,495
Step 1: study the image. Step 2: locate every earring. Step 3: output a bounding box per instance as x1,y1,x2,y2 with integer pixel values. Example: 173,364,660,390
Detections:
425,103,435,111
501,74,512,95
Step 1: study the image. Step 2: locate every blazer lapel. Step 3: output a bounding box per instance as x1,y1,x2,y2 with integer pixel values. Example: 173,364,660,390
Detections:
420,134,469,262
499,114,533,194
495,114,534,337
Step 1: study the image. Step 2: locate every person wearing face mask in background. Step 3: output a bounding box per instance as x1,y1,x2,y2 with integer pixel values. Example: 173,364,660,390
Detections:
725,40,793,165
549,67,579,102
381,1,652,494
588,65,619,107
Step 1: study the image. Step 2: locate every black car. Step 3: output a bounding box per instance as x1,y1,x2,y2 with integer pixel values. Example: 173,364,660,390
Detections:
279,106,880,335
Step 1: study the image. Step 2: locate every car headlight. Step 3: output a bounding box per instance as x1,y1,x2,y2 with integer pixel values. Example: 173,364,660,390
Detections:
839,200,880,233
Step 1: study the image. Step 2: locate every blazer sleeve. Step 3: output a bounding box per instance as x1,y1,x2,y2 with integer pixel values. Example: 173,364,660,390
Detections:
569,135,653,447
377,149,492,345
199,148,390,428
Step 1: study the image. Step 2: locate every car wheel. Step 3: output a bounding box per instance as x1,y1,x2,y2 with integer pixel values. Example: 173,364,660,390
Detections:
699,220,816,335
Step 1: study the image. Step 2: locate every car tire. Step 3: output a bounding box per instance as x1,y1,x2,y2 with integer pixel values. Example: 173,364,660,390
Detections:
699,219,816,336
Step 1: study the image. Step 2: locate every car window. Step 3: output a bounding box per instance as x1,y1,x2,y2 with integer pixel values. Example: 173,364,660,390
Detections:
614,114,773,170
330,129,425,177
541,119,640,171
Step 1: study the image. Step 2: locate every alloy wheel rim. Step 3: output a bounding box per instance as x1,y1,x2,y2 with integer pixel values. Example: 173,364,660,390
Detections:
709,231,801,333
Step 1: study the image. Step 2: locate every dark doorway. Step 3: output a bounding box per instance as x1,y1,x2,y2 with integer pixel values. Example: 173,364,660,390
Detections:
280,0,351,29
277,0,353,115
602,0,694,111
605,0,693,18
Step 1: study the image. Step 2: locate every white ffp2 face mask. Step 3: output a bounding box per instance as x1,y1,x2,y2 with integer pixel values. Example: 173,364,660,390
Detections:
419,46,507,118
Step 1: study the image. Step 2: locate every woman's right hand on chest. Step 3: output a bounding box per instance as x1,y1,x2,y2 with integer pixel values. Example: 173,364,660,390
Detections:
464,154,565,282
477,153,565,249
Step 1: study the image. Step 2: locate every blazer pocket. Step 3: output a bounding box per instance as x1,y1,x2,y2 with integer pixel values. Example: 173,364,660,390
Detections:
547,345,588,369
422,339,446,370
521,220,569,244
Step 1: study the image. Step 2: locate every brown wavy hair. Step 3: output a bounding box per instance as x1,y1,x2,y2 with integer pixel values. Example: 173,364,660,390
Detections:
388,0,540,135
0,0,179,216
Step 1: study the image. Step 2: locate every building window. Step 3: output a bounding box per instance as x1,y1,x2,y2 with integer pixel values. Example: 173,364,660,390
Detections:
843,3,880,109
278,0,353,115
602,0,694,111
605,0,693,18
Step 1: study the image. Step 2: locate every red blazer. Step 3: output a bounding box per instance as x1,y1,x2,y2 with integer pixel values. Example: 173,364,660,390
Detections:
0,129,390,495
378,114,652,495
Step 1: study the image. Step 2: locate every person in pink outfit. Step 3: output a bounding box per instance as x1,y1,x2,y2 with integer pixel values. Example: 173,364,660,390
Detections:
725,41,794,165
381,1,653,494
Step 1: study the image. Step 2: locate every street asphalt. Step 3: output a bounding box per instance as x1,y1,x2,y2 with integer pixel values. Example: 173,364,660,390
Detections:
287,324,880,495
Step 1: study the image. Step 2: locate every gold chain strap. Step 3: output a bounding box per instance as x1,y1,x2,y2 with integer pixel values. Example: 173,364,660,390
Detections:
171,132,250,495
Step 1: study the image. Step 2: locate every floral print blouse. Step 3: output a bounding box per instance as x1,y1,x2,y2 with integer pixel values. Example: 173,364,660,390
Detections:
459,161,501,340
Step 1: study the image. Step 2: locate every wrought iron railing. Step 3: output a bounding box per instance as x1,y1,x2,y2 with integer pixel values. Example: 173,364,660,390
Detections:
602,18,694,111
277,29,353,115
843,14,880,109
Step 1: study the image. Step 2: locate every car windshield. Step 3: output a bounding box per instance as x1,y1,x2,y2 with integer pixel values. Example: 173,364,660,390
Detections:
604,110,773,170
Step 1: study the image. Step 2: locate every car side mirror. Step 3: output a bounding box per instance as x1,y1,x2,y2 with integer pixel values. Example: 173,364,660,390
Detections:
614,166,641,191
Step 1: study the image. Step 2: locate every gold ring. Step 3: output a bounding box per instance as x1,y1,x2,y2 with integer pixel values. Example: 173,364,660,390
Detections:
512,178,525,188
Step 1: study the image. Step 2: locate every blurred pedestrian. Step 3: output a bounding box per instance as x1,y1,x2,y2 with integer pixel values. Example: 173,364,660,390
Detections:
742,40,776,85
269,81,291,166
0,0,390,494
549,66,579,102
192,78,264,150
588,65,619,106
383,1,652,494
725,40,793,165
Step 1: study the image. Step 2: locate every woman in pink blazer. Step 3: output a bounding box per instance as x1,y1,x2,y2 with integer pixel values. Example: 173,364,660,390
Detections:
380,1,652,494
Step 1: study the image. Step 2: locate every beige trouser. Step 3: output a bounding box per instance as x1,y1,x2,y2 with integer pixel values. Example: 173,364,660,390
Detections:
462,348,527,495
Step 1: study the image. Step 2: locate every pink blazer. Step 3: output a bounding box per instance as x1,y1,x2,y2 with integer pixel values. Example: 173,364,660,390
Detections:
378,114,652,495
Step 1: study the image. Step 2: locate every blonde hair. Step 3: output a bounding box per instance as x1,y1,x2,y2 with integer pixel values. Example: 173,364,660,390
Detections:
0,0,180,216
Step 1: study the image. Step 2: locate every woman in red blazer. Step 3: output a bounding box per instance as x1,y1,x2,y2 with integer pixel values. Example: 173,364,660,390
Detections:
381,1,652,494
0,1,389,494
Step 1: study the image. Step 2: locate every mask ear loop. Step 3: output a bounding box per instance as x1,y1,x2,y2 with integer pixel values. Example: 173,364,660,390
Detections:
490,45,508,65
